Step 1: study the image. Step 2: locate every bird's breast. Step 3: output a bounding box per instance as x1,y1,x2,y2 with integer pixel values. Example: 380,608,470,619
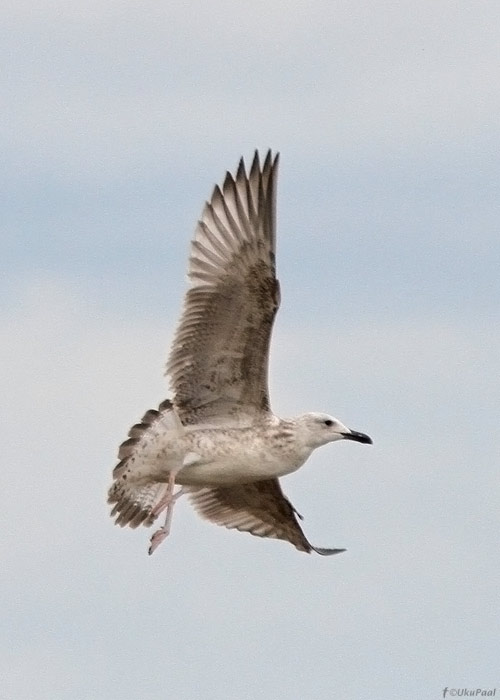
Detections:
174,426,311,485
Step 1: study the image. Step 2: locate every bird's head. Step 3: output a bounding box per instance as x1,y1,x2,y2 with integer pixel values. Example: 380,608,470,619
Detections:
297,412,372,449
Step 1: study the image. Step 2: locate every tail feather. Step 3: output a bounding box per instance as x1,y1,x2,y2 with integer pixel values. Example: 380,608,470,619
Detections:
107,398,182,528
108,480,166,528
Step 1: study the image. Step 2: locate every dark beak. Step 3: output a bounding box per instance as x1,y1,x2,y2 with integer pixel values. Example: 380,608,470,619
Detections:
341,430,373,445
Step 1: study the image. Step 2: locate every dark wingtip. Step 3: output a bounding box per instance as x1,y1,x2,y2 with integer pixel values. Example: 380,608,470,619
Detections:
311,546,347,556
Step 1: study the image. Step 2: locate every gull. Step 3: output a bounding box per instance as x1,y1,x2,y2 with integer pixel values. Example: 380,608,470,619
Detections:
107,151,372,556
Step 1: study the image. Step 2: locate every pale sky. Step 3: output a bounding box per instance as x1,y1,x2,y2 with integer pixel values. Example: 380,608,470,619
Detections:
2,2,500,699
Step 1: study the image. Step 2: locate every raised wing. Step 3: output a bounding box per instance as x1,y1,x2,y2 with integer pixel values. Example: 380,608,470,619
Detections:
167,150,281,426
186,479,344,556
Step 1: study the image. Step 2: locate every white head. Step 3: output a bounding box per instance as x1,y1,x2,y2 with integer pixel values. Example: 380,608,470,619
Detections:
296,412,372,449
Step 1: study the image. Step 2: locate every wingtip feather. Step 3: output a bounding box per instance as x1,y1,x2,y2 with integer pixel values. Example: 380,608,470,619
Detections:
310,546,347,556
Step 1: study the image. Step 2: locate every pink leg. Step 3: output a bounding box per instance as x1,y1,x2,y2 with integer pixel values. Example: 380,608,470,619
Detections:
148,471,184,555
150,473,176,519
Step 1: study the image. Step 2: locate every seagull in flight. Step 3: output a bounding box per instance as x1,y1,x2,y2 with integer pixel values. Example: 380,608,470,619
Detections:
108,151,372,556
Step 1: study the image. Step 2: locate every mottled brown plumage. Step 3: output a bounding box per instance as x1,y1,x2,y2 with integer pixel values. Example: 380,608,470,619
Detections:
167,151,280,426
187,479,343,555
107,151,371,556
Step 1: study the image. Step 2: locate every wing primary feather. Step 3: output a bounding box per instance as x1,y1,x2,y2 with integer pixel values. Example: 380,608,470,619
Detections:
186,479,344,556
167,150,280,426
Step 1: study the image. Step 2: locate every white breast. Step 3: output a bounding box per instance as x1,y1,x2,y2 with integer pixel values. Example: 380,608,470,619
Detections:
175,426,312,486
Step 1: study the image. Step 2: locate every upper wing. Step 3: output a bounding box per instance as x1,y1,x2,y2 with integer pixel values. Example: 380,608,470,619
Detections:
186,479,344,556
167,150,281,426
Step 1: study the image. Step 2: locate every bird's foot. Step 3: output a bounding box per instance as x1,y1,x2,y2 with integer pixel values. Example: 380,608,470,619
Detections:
148,526,170,555
147,485,185,555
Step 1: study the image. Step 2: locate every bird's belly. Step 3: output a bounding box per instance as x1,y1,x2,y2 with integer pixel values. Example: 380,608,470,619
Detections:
172,426,312,486
175,448,306,486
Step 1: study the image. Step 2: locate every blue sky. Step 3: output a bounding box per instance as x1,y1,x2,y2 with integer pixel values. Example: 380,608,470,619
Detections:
2,2,500,699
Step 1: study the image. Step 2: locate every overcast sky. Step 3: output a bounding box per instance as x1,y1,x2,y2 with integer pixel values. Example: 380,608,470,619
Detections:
2,2,500,699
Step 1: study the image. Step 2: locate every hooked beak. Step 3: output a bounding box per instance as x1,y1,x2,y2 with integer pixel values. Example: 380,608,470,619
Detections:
341,429,373,445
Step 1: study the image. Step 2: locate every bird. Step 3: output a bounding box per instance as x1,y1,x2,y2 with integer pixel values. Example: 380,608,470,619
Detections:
107,150,372,556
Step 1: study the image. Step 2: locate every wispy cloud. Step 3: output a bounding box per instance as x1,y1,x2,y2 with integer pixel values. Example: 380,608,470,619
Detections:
3,279,499,698
4,1,500,182
2,3,500,697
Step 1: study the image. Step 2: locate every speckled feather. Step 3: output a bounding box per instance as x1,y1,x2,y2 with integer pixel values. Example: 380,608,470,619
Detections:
107,151,367,556
167,150,280,427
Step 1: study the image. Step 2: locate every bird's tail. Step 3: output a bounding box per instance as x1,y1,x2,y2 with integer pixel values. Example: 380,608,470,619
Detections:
107,398,183,528
108,480,166,528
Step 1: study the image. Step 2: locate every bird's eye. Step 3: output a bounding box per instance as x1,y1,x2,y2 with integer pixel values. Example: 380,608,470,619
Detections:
324,419,334,427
